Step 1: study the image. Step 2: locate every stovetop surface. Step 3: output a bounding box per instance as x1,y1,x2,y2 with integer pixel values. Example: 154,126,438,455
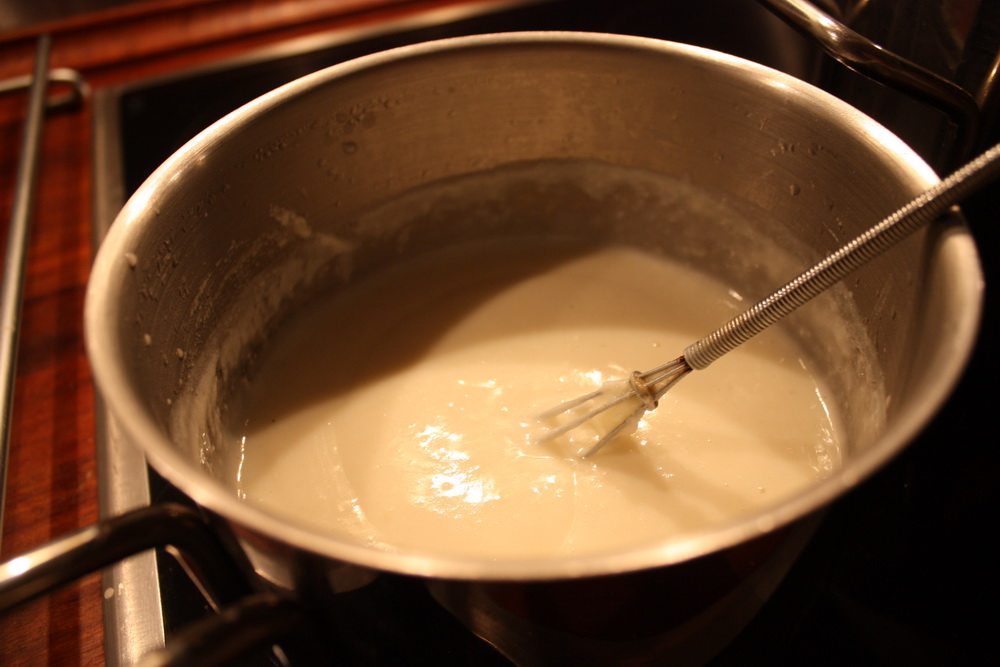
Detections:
100,1,998,663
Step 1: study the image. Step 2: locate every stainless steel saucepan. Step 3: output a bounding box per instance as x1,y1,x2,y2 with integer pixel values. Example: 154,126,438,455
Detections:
0,32,983,665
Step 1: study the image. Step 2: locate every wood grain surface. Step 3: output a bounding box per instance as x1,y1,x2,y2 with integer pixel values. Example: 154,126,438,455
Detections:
0,0,475,662
0,91,102,667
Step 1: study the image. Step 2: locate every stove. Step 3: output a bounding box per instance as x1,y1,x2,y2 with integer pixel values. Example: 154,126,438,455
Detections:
91,1,999,664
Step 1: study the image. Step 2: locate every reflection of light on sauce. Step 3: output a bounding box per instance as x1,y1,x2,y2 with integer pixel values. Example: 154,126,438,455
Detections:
412,421,501,512
531,473,559,495
634,417,651,447
814,387,833,424
338,496,369,524
415,423,467,460
430,471,500,504
235,435,247,499
473,378,503,400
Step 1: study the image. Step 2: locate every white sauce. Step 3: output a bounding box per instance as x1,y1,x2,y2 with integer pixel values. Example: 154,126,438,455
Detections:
222,239,840,559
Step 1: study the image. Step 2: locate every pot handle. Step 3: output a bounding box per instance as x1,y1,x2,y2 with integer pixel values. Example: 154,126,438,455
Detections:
759,0,981,164
0,504,334,665
0,502,251,612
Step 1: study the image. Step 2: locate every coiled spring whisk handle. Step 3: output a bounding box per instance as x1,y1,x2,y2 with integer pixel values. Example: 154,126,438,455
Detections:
683,143,1000,371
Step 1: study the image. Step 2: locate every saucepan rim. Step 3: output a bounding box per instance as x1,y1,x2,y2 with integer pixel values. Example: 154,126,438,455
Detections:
84,31,983,580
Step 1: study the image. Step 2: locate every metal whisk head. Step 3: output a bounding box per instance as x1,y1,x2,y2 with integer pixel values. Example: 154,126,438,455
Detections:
535,357,692,457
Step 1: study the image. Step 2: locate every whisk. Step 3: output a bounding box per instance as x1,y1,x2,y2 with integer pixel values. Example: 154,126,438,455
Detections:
537,143,1000,457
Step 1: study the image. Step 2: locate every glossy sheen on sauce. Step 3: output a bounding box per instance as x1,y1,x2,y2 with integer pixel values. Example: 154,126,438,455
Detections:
223,240,840,559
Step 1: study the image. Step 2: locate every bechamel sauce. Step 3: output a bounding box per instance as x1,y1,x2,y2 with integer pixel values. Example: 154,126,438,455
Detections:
222,239,840,559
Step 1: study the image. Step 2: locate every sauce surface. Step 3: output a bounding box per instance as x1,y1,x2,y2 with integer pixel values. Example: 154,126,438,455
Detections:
223,240,840,559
